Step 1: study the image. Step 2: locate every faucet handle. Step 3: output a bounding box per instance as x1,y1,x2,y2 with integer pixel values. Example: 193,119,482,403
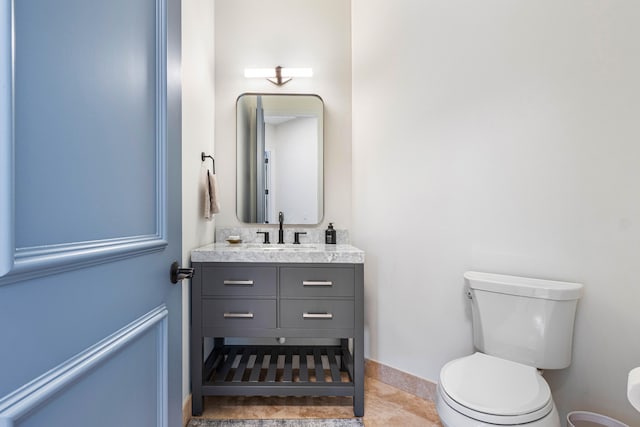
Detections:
293,231,307,245
256,231,270,244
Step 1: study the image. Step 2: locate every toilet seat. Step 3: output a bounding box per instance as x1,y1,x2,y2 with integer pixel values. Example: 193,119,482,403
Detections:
439,352,553,425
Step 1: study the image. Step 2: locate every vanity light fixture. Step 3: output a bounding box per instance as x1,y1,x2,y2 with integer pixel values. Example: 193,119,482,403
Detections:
244,66,313,86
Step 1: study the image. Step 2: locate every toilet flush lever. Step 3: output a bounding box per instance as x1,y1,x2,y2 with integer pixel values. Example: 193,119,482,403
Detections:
466,289,473,299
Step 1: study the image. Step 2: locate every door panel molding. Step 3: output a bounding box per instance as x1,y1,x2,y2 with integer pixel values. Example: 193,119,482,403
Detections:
0,0,14,278
0,305,168,427
0,0,168,286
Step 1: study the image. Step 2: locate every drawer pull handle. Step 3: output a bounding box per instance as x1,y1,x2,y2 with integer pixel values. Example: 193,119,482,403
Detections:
223,280,254,285
303,312,333,320
302,280,333,286
223,312,254,319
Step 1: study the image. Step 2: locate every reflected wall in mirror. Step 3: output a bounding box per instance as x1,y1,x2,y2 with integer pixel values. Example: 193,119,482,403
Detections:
236,94,324,225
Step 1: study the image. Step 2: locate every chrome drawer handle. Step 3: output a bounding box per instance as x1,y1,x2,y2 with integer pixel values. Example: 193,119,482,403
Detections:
223,280,254,285
223,312,254,319
302,280,333,286
303,312,333,319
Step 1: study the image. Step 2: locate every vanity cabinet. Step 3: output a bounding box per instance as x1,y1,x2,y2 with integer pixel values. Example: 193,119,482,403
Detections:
190,262,364,417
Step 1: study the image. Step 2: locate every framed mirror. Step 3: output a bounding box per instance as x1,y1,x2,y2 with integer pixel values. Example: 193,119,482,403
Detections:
236,94,324,225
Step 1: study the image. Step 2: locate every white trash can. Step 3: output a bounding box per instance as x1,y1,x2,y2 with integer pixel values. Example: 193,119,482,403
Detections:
567,411,629,427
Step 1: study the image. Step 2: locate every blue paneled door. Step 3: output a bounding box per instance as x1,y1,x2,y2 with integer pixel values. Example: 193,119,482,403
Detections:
0,0,183,426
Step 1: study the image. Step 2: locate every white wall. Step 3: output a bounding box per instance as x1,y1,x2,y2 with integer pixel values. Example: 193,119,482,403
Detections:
352,0,640,424
214,0,351,231
181,0,215,404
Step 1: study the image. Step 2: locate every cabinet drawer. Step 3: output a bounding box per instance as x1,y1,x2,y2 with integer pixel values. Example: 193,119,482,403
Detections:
202,266,277,297
280,300,354,329
203,299,276,329
280,267,354,298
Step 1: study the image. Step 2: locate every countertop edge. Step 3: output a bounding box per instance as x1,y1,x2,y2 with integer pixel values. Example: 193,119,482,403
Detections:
191,243,365,264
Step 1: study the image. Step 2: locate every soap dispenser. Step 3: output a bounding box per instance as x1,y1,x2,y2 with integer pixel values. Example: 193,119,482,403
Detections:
325,223,336,244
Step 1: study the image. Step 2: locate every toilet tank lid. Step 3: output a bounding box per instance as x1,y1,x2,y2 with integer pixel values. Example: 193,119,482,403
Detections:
464,271,583,301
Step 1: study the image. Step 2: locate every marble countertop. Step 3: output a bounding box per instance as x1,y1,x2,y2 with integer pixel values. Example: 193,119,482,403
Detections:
191,242,365,264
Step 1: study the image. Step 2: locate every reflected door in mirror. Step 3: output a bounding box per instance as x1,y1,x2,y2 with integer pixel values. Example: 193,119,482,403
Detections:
236,94,323,225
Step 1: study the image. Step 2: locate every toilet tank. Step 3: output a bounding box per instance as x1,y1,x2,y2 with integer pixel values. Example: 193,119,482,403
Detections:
465,271,583,370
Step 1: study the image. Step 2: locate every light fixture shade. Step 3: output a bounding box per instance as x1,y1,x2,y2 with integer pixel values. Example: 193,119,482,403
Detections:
280,67,313,77
244,68,277,78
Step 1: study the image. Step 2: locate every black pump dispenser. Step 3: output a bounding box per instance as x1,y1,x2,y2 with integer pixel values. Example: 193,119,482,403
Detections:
325,223,336,244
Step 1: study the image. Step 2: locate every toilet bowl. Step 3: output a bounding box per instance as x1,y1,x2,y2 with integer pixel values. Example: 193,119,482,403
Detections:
436,353,560,427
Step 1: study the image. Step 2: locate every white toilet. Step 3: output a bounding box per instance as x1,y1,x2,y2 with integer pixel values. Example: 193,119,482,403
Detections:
436,271,583,427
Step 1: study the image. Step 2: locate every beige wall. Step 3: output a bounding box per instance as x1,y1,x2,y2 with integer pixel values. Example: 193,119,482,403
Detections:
181,0,215,403
213,0,352,232
352,0,640,424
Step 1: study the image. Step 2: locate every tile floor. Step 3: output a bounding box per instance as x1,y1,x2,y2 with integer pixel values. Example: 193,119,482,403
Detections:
193,376,443,427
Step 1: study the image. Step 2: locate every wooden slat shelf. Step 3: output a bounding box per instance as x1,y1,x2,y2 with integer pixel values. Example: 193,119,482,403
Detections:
203,345,354,388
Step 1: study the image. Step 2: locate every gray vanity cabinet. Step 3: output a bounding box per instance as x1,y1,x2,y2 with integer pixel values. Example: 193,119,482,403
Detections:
190,262,364,417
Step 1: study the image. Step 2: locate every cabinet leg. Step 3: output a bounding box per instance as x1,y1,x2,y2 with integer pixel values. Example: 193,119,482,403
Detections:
192,393,203,416
191,344,203,416
353,263,365,416
353,336,364,415
353,354,365,417
353,390,364,417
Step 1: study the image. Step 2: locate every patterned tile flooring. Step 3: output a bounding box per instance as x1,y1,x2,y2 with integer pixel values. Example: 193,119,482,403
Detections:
194,376,443,427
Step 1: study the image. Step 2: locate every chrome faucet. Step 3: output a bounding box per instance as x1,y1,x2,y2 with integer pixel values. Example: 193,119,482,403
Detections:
278,211,284,244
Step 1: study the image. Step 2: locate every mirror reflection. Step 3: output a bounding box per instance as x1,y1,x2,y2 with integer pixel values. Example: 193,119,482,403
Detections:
236,94,324,225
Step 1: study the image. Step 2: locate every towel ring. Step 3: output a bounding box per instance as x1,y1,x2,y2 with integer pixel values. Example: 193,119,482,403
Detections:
201,152,215,174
